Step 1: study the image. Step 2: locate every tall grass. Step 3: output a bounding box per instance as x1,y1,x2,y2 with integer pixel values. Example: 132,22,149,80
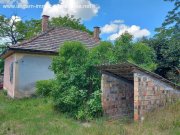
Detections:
0,91,179,135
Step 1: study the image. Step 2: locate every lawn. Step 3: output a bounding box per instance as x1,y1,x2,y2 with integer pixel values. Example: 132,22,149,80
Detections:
0,91,179,135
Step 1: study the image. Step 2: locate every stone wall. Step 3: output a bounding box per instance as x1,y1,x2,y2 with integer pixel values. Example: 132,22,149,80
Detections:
134,70,180,121
101,73,134,119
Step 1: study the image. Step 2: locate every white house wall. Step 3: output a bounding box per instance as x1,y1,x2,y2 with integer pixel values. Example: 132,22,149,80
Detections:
14,53,55,98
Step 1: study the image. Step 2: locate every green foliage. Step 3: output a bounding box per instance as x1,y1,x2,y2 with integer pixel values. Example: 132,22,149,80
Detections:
86,90,102,118
0,15,92,45
89,41,115,64
114,32,133,62
147,35,180,83
0,15,23,44
36,80,55,97
131,42,157,71
113,32,156,71
51,41,102,120
75,90,102,120
52,86,87,114
50,15,93,35
143,0,180,83
51,39,156,120
0,59,4,74
2,90,7,96
16,19,41,40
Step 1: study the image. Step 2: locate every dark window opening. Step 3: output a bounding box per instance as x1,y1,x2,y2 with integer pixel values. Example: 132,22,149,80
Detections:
10,62,13,83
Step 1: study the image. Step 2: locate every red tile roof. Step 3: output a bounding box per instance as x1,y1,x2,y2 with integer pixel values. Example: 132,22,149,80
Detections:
9,27,100,53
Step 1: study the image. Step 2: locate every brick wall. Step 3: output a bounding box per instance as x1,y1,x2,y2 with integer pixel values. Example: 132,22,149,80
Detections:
101,73,134,119
134,71,180,121
101,71,180,121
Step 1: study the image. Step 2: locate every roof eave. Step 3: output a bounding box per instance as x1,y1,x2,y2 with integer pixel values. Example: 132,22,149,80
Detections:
1,47,58,59
97,62,180,90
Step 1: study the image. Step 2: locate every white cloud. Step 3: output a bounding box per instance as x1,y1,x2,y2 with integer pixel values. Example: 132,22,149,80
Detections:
10,16,21,31
42,0,100,20
101,20,124,34
10,15,21,24
101,20,150,41
101,24,119,34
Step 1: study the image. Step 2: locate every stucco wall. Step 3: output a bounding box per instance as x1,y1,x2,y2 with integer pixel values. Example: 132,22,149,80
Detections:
14,53,55,98
3,54,16,97
101,73,134,119
134,70,180,121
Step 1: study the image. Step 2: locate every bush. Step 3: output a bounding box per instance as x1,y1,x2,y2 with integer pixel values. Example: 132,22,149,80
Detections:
36,80,55,97
52,86,87,114
2,90,7,96
86,90,103,118
51,41,103,120
75,90,103,120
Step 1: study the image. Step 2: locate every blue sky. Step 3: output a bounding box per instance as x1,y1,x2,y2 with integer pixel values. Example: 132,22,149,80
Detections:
0,0,174,40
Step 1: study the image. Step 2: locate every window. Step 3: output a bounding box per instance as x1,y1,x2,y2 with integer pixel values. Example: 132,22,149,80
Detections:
10,62,13,83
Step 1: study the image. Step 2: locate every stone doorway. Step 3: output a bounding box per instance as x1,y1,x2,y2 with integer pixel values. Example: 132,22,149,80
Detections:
101,73,134,119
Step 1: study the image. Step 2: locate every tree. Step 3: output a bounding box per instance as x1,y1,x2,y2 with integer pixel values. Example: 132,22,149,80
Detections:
0,15,92,45
50,15,92,35
16,19,41,41
157,0,180,38
113,32,156,71
151,0,180,83
0,15,23,45
114,32,133,62
131,42,156,71
89,41,115,64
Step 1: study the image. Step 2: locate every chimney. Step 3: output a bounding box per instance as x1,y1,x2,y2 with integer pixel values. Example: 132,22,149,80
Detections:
42,15,50,32
93,26,100,40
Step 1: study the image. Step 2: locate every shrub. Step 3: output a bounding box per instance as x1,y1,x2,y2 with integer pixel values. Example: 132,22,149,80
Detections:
2,89,7,96
52,86,87,114
75,90,103,120
86,90,103,118
51,41,103,120
36,80,55,97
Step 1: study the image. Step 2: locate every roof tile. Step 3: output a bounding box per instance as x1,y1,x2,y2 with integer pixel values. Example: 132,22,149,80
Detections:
10,27,100,52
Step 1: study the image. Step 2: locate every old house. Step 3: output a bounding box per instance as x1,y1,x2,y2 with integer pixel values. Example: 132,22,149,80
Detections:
99,62,180,121
1,15,100,98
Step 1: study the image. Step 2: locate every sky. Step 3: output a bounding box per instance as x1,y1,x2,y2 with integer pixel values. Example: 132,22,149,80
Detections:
0,0,174,41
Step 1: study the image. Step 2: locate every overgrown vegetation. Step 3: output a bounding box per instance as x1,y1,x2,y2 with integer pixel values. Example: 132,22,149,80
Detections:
36,37,155,120
35,80,55,97
0,91,179,135
50,41,103,120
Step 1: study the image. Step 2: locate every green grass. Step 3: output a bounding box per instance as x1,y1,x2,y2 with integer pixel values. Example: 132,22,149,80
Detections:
0,91,179,135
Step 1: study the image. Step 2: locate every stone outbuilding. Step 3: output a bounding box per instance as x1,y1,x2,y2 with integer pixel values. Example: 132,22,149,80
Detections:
98,62,180,121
